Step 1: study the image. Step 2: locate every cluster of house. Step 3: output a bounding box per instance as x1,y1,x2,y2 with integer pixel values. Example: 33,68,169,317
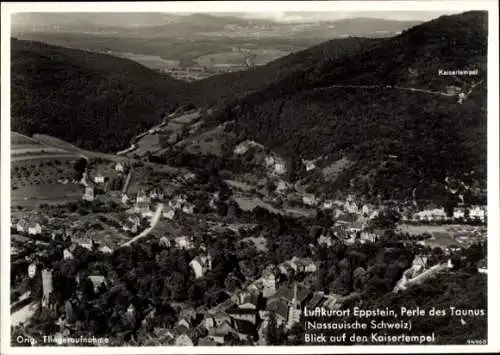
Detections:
317,221,382,247
407,206,487,223
62,239,114,259
156,254,354,346
232,140,287,176
80,161,131,202
303,194,380,218
11,218,43,235
264,155,286,176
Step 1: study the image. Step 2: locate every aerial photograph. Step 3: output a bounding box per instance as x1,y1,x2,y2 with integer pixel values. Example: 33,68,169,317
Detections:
4,3,494,351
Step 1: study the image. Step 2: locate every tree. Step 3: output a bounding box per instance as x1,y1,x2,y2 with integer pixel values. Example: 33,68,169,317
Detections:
73,158,88,180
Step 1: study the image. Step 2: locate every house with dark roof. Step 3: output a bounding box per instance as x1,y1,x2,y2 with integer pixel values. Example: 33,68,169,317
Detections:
271,283,311,307
307,291,326,309
207,322,234,344
87,275,107,293
226,305,259,325
265,299,289,327
231,318,258,342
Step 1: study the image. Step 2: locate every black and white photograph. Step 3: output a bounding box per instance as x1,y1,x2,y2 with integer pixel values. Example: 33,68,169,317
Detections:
1,1,499,353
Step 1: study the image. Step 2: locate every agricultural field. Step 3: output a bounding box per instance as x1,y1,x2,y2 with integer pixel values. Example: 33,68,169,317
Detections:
234,196,284,215
11,183,83,208
322,157,354,181
176,122,235,157
132,133,162,157
397,223,486,248
195,51,248,67
169,111,201,125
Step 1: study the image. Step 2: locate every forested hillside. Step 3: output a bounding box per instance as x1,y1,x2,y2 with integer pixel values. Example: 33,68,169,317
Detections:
186,37,381,105
11,39,189,152
210,11,487,201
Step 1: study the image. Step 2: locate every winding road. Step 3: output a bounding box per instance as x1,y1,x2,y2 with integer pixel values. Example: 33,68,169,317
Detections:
316,80,484,99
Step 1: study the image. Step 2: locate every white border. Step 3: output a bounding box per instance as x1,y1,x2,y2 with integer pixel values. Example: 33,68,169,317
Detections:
1,1,499,354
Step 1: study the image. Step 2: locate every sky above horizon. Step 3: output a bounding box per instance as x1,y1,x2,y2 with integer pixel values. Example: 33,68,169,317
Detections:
188,11,462,22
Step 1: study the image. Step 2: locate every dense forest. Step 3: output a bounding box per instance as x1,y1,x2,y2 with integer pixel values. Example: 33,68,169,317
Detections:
12,204,487,346
11,39,189,152
10,11,488,201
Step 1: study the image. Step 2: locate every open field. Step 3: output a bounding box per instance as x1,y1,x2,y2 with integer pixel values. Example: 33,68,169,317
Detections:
11,132,41,145
133,133,162,156
195,51,248,66
234,196,284,215
322,157,353,181
106,51,179,70
170,111,201,125
397,223,486,248
11,183,82,208
176,122,234,157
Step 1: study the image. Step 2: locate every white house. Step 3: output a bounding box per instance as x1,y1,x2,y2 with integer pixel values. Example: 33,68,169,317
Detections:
234,143,249,155
94,175,105,184
361,204,371,216
115,162,124,172
302,194,318,206
175,236,193,250
414,208,448,222
16,219,27,233
175,334,194,347
163,208,175,220
121,194,130,205
323,200,334,210
369,210,379,220
189,255,212,279
182,204,195,215
264,156,275,168
82,187,94,202
99,245,113,254
345,200,358,214
276,181,290,194
453,208,465,219
261,271,276,298
468,206,486,222
302,258,317,273
63,249,74,260
159,237,171,248
317,234,333,247
302,160,316,172
274,162,286,175
412,254,428,270
136,190,150,204
28,223,42,235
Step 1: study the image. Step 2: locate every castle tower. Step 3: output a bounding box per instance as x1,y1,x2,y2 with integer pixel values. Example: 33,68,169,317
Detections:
287,282,301,329
41,269,53,308
262,271,276,298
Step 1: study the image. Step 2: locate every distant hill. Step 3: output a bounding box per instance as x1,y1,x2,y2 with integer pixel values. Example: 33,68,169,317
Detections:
186,37,382,106
209,11,487,202
11,39,188,152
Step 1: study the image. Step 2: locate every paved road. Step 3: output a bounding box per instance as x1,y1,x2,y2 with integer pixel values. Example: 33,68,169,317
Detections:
118,203,164,248
318,81,484,99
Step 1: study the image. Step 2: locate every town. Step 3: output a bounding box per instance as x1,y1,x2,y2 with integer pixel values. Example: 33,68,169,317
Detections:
10,112,487,345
